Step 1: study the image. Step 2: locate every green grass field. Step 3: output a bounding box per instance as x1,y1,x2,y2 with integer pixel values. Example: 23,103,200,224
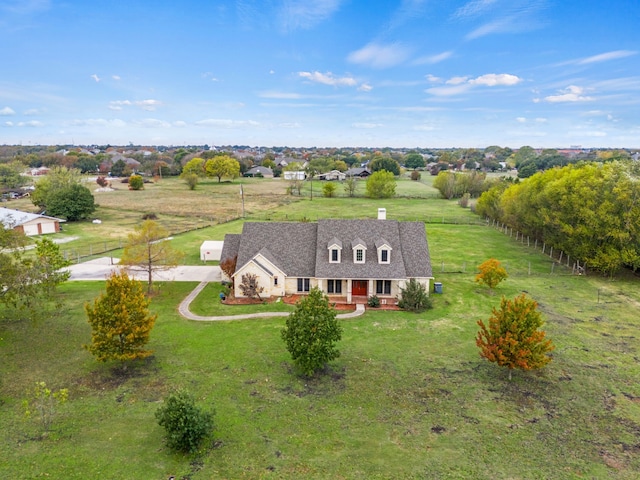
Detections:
1,178,639,479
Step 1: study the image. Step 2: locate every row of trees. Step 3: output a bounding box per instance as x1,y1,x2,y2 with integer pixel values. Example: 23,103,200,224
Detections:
476,161,640,276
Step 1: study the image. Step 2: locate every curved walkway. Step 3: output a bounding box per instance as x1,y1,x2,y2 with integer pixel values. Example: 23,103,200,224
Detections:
178,281,366,321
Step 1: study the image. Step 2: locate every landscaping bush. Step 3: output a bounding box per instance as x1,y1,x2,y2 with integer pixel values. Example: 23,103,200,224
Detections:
398,278,432,313
155,389,214,453
367,295,380,308
96,176,109,187
410,170,421,181
128,174,144,190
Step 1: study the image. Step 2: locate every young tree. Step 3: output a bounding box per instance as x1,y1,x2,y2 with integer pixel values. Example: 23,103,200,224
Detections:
156,389,214,453
322,182,337,198
366,170,396,199
119,220,185,294
476,294,555,380
180,157,205,178
281,288,342,376
204,155,240,183
404,152,425,169
128,174,144,190
238,273,264,300
398,278,433,313
0,234,70,321
182,173,199,190
46,183,96,221
84,270,157,364
475,258,508,292
344,176,358,197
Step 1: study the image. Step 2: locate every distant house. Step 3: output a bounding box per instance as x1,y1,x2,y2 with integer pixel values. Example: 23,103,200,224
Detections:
345,167,371,178
283,171,305,180
244,166,273,178
220,209,433,304
318,170,346,181
0,207,64,236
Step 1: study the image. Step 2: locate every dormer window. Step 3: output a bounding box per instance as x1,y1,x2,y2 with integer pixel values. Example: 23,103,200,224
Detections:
376,239,392,264
352,238,367,264
328,238,342,263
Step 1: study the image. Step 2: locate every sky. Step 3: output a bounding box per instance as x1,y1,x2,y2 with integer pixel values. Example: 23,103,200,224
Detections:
1,0,638,149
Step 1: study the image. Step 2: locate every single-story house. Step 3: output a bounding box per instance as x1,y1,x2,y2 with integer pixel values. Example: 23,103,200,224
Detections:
0,207,64,236
345,167,371,178
200,240,224,262
318,170,347,181
220,208,433,304
244,166,273,178
283,171,305,180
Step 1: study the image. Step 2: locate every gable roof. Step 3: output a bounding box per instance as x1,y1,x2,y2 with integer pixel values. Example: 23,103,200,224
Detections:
0,207,64,229
223,217,432,281
234,222,317,277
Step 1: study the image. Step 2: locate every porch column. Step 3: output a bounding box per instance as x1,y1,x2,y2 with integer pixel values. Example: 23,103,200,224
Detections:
368,279,375,297
317,278,324,293
347,279,352,304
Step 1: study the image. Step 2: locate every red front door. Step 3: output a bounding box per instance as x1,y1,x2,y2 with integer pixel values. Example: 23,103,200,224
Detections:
352,280,367,296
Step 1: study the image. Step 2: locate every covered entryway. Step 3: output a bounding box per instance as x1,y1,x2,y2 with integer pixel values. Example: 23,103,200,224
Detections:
352,280,368,296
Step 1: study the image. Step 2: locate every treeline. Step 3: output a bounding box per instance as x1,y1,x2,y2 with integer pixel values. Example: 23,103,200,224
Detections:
476,161,640,276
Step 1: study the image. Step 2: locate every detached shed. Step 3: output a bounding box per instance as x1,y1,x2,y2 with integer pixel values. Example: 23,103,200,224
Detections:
0,207,64,236
200,241,224,262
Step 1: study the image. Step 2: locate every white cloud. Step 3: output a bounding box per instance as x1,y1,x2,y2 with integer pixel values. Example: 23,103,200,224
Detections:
260,91,304,99
195,119,260,128
112,75,121,81
0,107,16,116
298,71,357,87
352,122,383,129
413,124,436,131
426,73,522,96
278,122,301,128
23,108,41,115
577,50,637,65
535,117,547,123
18,120,44,127
91,74,100,83
358,83,373,92
516,117,526,123
68,119,127,128
4,121,14,127
135,99,162,111
134,118,171,128
173,121,187,127
452,0,498,19
347,42,411,68
416,51,453,65
469,73,521,86
544,85,594,103
278,0,343,32
425,74,442,83
446,76,469,85
108,99,162,111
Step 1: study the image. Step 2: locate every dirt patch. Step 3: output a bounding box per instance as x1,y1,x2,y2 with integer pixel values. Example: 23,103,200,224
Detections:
75,357,160,392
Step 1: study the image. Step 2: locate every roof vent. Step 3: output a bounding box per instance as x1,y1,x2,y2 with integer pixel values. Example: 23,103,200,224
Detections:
378,208,386,220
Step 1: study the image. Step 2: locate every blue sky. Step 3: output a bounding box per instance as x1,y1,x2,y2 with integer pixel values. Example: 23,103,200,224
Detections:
1,0,638,148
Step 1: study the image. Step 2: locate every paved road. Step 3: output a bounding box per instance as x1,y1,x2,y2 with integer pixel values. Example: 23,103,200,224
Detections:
65,257,365,320
65,257,221,282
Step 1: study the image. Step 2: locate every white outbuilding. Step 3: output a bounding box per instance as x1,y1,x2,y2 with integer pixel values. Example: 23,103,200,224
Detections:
0,207,64,236
200,240,224,262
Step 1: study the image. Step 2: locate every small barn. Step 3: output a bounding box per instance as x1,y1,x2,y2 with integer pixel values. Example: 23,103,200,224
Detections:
200,240,224,262
0,207,64,236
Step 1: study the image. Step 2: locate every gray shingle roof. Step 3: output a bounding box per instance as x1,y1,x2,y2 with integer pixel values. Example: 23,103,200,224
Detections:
235,222,317,277
229,218,432,281
220,234,241,263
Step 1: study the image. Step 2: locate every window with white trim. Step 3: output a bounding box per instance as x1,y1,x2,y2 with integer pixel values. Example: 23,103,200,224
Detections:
376,280,392,295
331,248,340,263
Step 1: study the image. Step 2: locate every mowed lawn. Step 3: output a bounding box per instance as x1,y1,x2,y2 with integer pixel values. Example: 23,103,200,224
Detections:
1,186,640,478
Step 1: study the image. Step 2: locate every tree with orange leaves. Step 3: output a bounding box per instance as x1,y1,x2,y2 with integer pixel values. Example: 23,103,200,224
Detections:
475,258,508,292
476,294,554,380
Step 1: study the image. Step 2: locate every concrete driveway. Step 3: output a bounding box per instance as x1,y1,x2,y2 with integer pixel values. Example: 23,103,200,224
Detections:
65,257,221,282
